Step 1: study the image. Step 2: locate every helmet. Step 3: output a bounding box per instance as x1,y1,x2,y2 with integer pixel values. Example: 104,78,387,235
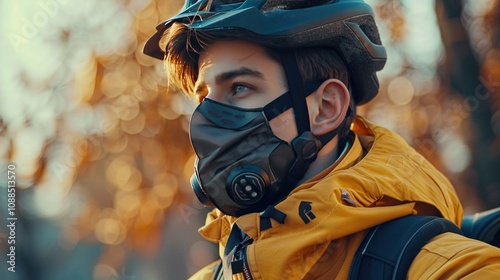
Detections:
143,0,387,105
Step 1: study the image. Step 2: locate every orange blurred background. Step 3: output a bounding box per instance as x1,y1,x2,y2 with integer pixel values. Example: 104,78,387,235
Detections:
0,0,499,279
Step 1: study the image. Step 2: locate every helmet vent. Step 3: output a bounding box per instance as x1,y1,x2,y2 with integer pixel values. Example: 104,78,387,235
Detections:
208,0,245,12
347,15,382,45
262,0,338,11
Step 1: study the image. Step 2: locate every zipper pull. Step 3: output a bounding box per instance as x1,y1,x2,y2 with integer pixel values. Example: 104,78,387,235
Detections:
230,237,253,279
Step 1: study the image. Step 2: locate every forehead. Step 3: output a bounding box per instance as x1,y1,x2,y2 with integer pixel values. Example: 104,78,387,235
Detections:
197,40,281,80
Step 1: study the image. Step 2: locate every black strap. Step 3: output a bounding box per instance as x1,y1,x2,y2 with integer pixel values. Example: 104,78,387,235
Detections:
461,207,500,247
222,224,254,279
279,50,310,135
349,215,462,280
263,81,322,121
260,205,287,231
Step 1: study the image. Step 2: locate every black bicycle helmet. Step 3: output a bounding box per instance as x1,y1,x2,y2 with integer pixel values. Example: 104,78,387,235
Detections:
143,0,387,105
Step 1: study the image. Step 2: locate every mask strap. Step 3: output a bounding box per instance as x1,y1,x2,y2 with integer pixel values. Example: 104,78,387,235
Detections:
269,50,349,148
264,83,351,148
263,81,322,121
279,50,311,135
264,50,352,149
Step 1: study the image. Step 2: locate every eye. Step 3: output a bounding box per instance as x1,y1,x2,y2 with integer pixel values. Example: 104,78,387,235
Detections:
231,83,252,96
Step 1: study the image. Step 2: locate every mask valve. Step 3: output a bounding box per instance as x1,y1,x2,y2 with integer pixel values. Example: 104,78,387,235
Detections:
227,165,269,205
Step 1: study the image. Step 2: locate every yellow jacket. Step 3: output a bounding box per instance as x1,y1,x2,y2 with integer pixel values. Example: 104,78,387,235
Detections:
189,117,500,279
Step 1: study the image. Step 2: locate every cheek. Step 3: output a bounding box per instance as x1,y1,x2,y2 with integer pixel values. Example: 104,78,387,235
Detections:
269,109,298,143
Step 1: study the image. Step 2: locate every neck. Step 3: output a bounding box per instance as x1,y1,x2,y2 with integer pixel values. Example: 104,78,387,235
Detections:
298,136,340,184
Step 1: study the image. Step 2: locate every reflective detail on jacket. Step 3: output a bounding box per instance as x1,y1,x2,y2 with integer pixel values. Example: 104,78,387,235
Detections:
188,117,500,279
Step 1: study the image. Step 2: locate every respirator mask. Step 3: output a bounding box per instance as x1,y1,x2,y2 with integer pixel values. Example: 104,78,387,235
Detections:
189,52,347,217
189,81,348,216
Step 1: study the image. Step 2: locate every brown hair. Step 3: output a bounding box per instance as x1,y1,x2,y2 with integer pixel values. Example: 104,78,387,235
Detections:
161,23,350,98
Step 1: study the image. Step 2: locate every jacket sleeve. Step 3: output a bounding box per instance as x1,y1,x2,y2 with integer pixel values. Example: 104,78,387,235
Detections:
408,232,500,279
188,260,221,280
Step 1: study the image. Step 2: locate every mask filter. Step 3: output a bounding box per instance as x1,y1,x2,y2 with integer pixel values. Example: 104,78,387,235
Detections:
227,165,268,205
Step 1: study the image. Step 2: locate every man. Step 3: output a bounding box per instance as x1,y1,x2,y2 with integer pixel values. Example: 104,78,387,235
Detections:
144,0,500,279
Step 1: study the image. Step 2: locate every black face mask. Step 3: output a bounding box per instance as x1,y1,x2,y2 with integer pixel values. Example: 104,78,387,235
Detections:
189,52,347,217
189,82,337,217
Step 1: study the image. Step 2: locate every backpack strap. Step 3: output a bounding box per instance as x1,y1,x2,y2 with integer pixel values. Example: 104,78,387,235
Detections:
348,215,462,280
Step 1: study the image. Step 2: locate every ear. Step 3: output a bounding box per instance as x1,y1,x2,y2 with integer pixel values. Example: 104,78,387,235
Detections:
309,79,350,136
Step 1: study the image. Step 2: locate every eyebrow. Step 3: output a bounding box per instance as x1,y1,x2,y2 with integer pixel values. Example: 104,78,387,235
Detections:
194,67,265,95
215,67,264,83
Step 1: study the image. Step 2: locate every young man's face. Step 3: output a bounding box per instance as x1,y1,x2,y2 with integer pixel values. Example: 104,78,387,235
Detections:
195,40,298,142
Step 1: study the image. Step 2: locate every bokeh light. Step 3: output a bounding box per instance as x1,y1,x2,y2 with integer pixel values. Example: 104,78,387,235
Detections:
387,76,415,106
1,0,499,279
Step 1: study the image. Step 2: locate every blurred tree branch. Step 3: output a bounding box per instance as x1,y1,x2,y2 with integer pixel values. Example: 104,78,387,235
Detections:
435,0,500,209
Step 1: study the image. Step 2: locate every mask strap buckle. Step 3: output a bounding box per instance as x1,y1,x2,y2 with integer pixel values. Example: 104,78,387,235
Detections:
287,131,322,182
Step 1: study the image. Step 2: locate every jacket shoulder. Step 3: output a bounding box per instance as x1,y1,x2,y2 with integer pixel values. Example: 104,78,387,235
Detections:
409,232,500,279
